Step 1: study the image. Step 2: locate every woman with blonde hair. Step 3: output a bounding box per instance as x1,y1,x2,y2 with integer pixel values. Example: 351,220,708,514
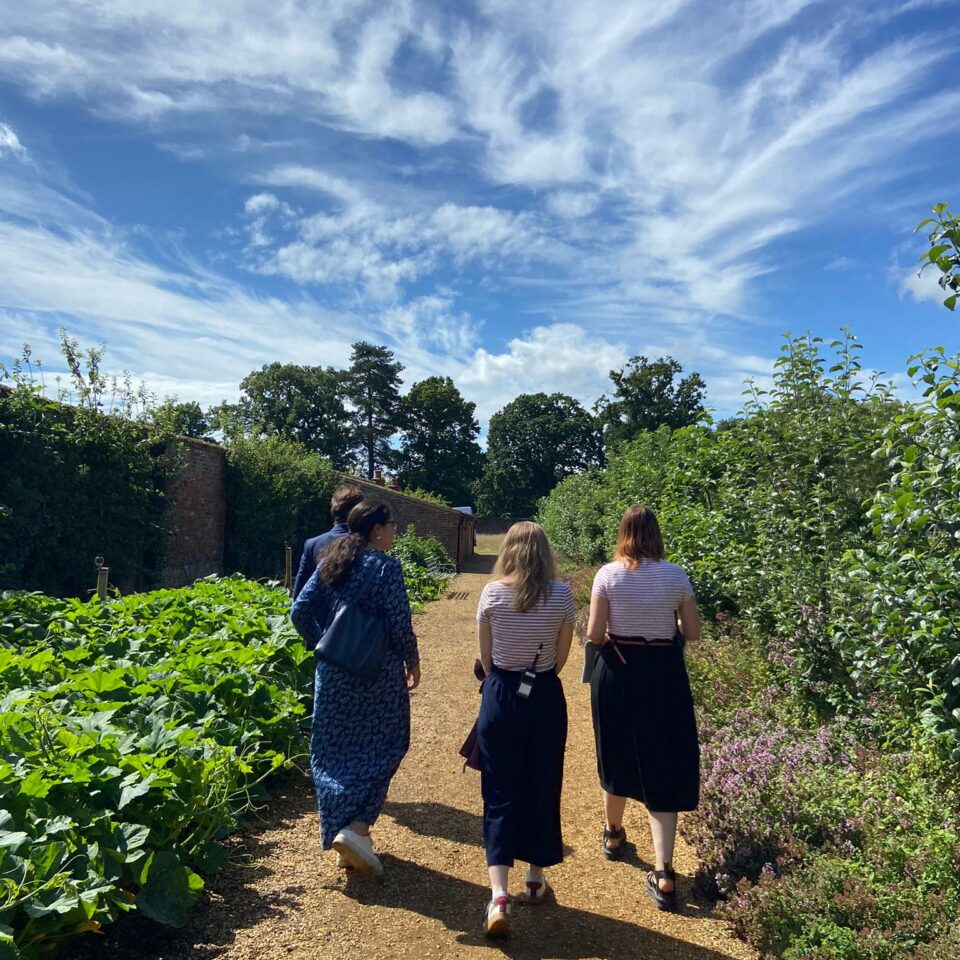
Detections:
585,505,701,912
475,522,574,937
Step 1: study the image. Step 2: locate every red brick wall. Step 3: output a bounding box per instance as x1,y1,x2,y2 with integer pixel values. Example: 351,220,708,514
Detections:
343,476,475,571
162,439,226,587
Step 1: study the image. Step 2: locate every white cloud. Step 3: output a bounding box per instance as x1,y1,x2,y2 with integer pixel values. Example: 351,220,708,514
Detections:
899,265,949,306
459,323,627,420
0,0,957,422
547,190,599,219
381,295,481,356
825,256,855,271
0,122,26,159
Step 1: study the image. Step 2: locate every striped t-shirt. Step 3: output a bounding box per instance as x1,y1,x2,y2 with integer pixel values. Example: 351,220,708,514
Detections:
591,560,693,639
476,579,575,671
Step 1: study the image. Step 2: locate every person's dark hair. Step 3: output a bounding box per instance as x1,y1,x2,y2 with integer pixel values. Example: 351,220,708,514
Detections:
320,501,393,587
614,505,665,568
330,484,365,524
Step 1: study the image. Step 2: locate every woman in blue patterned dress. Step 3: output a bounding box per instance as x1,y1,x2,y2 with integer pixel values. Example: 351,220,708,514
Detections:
291,500,420,877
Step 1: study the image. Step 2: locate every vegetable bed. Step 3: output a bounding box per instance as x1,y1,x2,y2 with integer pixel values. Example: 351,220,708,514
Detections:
0,577,312,960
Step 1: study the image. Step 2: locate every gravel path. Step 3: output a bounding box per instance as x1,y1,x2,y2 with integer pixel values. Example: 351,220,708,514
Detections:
70,548,755,960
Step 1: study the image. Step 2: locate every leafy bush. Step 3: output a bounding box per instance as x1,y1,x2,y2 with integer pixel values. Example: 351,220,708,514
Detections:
836,349,960,760
389,527,453,610
0,577,312,959
223,437,337,580
539,330,897,701
0,346,173,597
400,487,450,507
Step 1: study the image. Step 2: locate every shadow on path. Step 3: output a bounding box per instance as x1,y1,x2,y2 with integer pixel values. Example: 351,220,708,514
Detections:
345,856,738,960
383,799,484,847
462,552,497,575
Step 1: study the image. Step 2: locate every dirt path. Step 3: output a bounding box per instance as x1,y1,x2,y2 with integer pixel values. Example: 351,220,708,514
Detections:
73,549,755,960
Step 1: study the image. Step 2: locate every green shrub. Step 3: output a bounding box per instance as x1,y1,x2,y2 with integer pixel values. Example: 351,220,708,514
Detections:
0,355,172,597
836,349,960,761
223,436,337,580
389,527,452,609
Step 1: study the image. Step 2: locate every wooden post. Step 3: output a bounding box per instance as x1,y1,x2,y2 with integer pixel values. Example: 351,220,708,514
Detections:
283,544,293,594
95,557,109,600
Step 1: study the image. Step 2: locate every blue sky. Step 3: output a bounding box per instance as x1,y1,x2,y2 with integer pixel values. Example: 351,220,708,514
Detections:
1,0,959,425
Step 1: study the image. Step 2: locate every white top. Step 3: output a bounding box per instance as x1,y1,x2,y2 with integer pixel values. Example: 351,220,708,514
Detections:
477,579,575,671
591,560,693,639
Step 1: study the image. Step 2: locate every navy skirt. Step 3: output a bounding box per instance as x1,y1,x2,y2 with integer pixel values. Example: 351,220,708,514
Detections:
477,666,567,868
590,641,699,812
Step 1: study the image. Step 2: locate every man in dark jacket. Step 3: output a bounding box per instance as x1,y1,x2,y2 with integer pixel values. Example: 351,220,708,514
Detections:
292,484,365,598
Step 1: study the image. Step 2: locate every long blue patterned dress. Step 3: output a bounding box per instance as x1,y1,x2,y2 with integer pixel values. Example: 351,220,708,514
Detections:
290,551,419,849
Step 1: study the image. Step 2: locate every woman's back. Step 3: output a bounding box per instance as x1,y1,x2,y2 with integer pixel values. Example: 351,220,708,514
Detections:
592,560,692,639
477,579,574,671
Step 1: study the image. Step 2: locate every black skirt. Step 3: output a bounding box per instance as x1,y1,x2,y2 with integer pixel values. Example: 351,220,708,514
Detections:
590,641,699,812
477,666,567,868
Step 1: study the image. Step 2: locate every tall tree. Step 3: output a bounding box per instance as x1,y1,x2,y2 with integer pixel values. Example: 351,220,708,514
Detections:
396,376,483,505
596,355,706,449
235,363,353,467
476,392,602,517
345,342,404,478
152,398,211,438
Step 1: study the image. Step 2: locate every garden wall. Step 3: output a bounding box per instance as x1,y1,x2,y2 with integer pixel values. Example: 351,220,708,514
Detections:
160,457,475,585
161,439,226,587
342,475,475,571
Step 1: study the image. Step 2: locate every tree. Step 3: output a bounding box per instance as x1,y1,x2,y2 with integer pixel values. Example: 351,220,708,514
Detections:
152,398,211,439
344,342,404,478
916,202,959,311
596,355,706,449
476,392,602,517
396,376,483,506
234,363,352,467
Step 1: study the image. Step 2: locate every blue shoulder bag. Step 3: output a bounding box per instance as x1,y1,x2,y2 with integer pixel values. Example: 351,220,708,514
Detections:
315,555,388,680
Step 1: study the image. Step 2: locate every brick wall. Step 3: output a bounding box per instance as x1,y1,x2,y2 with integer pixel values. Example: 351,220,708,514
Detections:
160,453,474,586
343,476,475,571
161,439,226,587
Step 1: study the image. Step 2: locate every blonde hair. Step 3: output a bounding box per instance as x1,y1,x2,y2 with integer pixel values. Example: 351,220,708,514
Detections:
493,521,557,613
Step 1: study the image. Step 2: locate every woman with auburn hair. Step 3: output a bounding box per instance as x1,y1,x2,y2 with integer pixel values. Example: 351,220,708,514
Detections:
585,505,701,912
475,522,574,937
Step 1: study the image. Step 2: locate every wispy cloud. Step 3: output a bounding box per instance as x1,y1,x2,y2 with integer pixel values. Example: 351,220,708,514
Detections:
0,121,26,159
825,256,855,271
1,1,958,422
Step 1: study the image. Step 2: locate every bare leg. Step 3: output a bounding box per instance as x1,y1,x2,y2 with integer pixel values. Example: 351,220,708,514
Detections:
647,810,678,891
603,791,627,850
348,820,370,837
488,865,510,896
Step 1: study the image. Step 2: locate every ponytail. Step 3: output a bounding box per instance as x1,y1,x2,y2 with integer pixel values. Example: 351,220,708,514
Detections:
318,500,393,588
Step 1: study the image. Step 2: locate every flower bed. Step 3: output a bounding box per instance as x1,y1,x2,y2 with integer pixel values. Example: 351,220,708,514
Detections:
684,619,960,959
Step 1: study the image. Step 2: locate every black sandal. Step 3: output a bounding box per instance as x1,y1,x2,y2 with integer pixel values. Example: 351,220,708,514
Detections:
646,867,677,911
602,825,626,861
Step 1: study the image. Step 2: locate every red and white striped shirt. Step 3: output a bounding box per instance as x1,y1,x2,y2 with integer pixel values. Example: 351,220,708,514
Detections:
592,560,693,639
477,579,575,671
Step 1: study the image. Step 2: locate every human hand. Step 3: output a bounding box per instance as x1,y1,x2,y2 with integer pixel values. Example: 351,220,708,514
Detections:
406,664,421,690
